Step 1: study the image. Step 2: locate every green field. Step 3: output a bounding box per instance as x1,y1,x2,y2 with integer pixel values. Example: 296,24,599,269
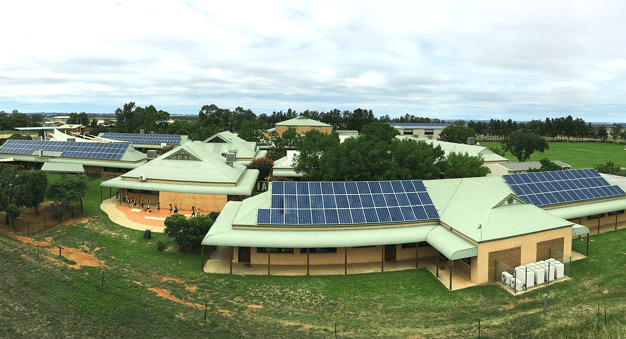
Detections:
480,141,625,169
2,175,626,338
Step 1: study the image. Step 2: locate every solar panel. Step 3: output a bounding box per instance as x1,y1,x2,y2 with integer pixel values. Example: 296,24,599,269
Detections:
0,139,128,160
101,133,182,145
257,180,439,225
503,169,625,207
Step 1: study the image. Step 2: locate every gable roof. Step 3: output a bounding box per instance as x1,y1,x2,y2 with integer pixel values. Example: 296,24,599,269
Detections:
275,116,331,127
397,136,509,163
120,141,248,184
425,176,572,243
204,131,258,160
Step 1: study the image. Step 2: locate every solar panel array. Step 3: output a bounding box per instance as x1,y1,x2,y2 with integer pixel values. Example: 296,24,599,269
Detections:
101,133,181,145
0,140,129,160
257,180,439,225
503,168,625,207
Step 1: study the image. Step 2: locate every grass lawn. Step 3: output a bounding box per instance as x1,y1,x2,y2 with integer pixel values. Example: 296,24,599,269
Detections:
1,175,626,338
479,141,626,169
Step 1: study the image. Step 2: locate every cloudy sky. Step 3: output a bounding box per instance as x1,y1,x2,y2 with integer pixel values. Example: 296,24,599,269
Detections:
1,1,625,121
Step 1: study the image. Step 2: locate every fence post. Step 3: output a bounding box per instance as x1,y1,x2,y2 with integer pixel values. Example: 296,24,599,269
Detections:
543,294,547,316
27,221,30,236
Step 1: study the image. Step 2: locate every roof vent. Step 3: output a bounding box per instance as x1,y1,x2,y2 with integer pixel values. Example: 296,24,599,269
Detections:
139,129,145,134
147,150,157,160
467,137,476,145
67,138,75,142
225,153,236,166
139,175,146,181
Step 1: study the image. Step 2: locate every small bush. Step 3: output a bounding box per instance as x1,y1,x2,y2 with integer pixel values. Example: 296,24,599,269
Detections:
156,240,166,252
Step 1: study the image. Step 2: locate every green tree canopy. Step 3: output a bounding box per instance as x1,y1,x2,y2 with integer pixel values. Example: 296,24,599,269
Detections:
440,152,490,178
610,124,623,141
528,158,562,172
294,134,445,181
359,121,399,143
597,125,609,142
17,170,48,215
47,175,88,209
164,213,215,252
595,161,622,175
247,157,274,180
293,130,341,180
438,125,476,144
237,119,268,144
501,131,549,162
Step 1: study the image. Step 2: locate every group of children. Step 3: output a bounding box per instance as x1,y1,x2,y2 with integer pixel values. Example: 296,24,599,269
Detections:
124,195,201,217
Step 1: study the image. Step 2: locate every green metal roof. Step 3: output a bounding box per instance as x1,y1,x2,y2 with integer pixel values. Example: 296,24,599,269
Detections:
41,162,85,173
275,117,331,127
100,168,259,195
426,226,478,260
119,141,251,184
545,198,626,220
572,223,590,236
425,176,573,243
397,136,509,163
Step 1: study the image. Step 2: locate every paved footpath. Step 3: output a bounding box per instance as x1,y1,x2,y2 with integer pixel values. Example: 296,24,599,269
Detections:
100,198,165,233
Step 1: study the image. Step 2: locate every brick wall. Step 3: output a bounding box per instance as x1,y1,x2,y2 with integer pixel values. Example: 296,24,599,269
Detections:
247,246,407,266
159,191,228,212
456,259,472,280
487,247,521,283
576,210,626,233
119,188,159,207
396,244,437,261
536,238,564,261
475,227,572,284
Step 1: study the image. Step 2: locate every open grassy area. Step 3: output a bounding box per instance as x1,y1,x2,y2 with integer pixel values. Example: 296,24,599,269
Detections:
479,141,625,169
2,175,626,338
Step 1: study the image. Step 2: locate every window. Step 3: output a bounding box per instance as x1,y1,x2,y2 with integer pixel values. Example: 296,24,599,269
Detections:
417,241,429,247
403,130,414,136
401,243,417,249
167,151,198,161
608,210,625,216
299,248,337,254
461,257,471,266
587,213,605,220
354,245,376,249
256,248,294,254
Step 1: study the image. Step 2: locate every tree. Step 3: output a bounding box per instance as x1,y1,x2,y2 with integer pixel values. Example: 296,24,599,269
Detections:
164,213,215,252
247,157,274,180
293,130,341,180
237,119,268,144
486,145,506,157
265,146,287,161
0,167,20,223
595,161,621,175
5,203,21,227
47,175,88,210
67,112,91,126
359,122,399,143
528,159,562,172
438,125,476,144
17,170,48,215
440,152,490,178
501,131,549,162
610,124,623,142
597,125,608,142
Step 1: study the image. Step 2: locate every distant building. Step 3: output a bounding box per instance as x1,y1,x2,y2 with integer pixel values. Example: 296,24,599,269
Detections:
388,123,451,139
486,160,571,176
269,117,333,136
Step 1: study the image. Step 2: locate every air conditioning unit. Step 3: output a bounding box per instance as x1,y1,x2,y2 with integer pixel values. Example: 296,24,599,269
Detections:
139,175,146,181
147,150,157,159
225,153,236,165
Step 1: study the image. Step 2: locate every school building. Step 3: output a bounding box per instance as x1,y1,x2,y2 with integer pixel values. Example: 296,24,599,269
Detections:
100,141,259,213
201,169,626,287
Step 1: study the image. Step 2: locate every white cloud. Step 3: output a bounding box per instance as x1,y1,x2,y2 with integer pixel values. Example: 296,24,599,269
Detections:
0,0,625,121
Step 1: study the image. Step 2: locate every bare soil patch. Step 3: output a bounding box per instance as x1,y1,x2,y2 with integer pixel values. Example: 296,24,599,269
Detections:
246,304,263,312
283,321,312,331
148,287,203,309
160,275,185,283
47,247,105,269
0,227,51,246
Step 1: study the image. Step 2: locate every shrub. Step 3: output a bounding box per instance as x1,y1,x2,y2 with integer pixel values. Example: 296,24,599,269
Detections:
247,157,274,180
163,214,215,252
156,240,166,252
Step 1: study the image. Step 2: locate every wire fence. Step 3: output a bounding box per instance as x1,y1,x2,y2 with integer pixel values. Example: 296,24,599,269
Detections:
0,204,82,236
496,248,571,294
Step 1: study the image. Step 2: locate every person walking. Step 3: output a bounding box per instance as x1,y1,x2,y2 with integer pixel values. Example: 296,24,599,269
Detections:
191,206,195,217
169,203,173,213
157,202,160,213
174,204,178,213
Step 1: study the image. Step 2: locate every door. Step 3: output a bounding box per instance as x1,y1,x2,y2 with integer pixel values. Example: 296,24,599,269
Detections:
385,245,396,262
238,247,251,263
